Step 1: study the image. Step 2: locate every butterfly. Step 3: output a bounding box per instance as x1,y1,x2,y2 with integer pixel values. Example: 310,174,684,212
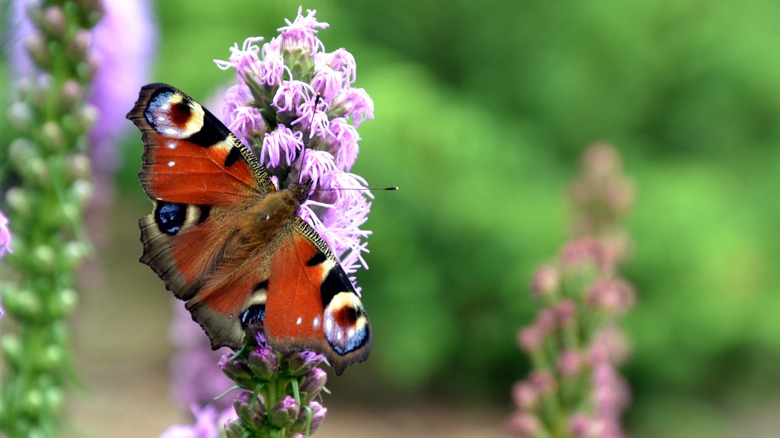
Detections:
126,83,371,375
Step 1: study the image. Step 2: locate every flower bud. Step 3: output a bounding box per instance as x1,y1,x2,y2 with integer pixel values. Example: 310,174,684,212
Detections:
512,381,538,410
269,395,299,428
60,241,89,271
233,391,265,427
43,387,64,412
553,299,577,327
292,400,328,434
529,264,559,299
587,278,635,315
70,179,94,207
47,288,78,318
6,187,34,218
37,344,65,371
582,142,620,179
43,6,66,38
560,237,611,275
280,351,324,377
67,30,92,61
557,348,583,378
299,368,327,402
8,102,34,132
528,370,556,396
7,289,43,320
75,0,105,25
308,401,327,433
247,345,279,381
506,412,541,438
60,80,85,110
77,56,99,83
33,245,56,273
65,153,92,181
23,389,44,416
224,419,244,438
24,34,50,69
219,354,255,388
76,103,99,130
41,121,66,152
517,325,544,354
1,334,22,365
8,138,39,168
570,413,605,438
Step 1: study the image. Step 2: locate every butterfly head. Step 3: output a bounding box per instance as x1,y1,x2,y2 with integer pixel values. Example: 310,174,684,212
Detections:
288,180,313,206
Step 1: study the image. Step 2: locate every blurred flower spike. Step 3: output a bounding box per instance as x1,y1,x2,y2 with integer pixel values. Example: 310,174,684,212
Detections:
508,144,637,438
215,6,375,276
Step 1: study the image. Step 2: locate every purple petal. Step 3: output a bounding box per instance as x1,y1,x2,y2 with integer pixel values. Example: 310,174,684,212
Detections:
332,88,374,127
228,106,266,145
277,7,328,53
300,150,337,189
310,64,343,102
327,117,360,170
262,125,303,168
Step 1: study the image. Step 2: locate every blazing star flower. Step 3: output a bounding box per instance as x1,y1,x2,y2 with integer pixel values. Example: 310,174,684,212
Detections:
168,10,376,436
509,145,636,438
3,0,106,434
215,6,375,276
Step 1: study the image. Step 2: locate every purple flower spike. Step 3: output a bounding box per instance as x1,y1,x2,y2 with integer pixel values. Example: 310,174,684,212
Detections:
215,7,375,276
509,145,636,438
205,9,375,435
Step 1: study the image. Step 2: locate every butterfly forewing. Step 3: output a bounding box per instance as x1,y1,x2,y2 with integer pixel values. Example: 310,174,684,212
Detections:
129,83,274,205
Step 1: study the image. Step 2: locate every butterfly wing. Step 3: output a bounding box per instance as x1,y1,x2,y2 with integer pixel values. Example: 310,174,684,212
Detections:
264,218,371,375
128,83,277,347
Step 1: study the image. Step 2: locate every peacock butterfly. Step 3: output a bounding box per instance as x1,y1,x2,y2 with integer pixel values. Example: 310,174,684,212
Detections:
126,83,371,375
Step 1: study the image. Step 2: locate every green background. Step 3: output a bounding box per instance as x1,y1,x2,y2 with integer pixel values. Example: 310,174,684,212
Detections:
9,0,780,436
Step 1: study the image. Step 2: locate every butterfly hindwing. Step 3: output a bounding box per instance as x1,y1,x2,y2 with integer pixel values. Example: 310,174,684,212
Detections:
265,219,371,375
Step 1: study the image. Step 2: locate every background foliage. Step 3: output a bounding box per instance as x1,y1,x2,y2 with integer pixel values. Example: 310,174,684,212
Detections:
5,0,780,436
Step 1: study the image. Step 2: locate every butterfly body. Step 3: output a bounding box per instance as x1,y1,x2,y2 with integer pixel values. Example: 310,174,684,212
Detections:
127,83,371,374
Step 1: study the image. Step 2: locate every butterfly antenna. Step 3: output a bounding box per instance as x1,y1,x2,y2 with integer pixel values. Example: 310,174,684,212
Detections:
316,186,399,192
